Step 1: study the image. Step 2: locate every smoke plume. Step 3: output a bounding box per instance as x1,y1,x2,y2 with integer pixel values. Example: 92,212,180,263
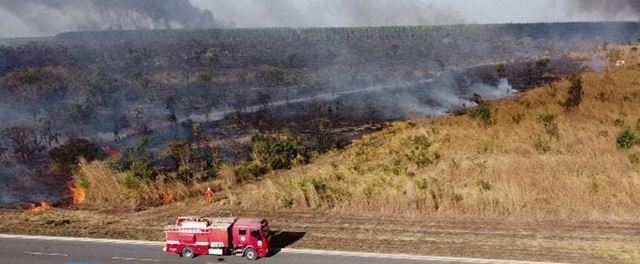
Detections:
206,0,464,28
568,0,640,20
0,0,218,38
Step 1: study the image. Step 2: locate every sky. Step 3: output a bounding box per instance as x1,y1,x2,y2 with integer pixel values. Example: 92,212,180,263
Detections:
0,0,638,38
191,0,637,28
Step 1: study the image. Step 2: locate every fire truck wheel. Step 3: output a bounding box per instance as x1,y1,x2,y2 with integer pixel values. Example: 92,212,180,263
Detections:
181,246,196,259
244,248,257,260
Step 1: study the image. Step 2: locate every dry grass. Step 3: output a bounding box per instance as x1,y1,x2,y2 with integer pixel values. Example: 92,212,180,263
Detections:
74,159,214,211
71,46,640,221
230,45,640,221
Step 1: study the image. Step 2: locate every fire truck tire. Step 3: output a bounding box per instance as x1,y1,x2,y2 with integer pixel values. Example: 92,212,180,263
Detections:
244,248,257,260
181,246,196,259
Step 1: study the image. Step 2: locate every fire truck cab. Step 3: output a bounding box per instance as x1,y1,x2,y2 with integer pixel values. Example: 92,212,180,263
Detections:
163,216,271,260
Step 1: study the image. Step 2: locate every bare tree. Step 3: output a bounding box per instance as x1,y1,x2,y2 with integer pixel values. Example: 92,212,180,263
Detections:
1,126,46,164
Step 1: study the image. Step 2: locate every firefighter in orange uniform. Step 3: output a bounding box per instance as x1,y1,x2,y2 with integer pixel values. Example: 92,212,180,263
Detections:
205,187,215,203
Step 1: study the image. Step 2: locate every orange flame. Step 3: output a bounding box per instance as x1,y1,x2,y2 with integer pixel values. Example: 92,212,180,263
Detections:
101,146,121,158
28,202,52,212
160,193,174,204
70,185,86,205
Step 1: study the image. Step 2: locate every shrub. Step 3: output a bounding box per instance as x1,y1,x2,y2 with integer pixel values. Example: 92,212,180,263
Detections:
255,67,285,87
196,72,212,83
252,134,308,170
129,158,156,182
310,178,326,194
108,147,136,172
49,138,102,173
495,63,507,77
616,127,638,149
534,136,551,153
280,197,294,209
478,179,492,191
564,75,584,111
511,112,525,124
234,161,269,182
406,135,441,168
450,192,464,203
538,113,559,139
414,178,428,190
470,103,493,126
629,152,640,164
606,48,622,62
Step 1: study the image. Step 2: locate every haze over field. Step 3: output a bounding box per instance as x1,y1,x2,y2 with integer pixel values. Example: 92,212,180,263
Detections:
1,0,640,38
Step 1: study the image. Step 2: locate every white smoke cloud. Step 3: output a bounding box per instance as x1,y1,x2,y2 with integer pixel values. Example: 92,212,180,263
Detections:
0,0,217,38
471,78,517,101
566,0,640,20
194,0,465,28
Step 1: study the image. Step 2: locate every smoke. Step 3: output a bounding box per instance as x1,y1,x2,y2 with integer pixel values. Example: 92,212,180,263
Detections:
567,0,640,20
204,0,464,28
399,90,473,117
0,0,218,38
471,78,517,101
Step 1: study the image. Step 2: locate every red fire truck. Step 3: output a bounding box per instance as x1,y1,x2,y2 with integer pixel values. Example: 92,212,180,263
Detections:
163,216,272,260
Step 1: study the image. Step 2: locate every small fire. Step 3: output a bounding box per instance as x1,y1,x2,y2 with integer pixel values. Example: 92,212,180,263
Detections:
28,202,52,212
70,184,86,205
160,193,174,204
101,146,121,158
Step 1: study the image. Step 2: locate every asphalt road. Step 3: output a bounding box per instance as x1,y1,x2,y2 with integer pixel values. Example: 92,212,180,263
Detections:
0,235,564,264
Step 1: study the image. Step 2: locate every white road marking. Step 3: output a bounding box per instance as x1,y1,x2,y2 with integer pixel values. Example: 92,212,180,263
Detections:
3,234,570,264
24,251,69,257
1,234,164,246
112,256,160,262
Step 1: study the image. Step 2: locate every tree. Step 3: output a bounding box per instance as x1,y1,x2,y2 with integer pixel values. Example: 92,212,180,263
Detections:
62,103,94,125
3,68,66,121
197,91,219,122
165,95,179,139
75,73,119,109
390,44,400,58
495,63,507,78
39,121,61,149
256,90,272,112
191,122,202,158
0,144,7,162
1,126,46,164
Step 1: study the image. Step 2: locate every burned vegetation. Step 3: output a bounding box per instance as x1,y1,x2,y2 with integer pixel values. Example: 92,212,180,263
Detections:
0,22,635,208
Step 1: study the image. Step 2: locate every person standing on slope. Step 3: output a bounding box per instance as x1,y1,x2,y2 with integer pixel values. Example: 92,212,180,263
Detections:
205,187,215,203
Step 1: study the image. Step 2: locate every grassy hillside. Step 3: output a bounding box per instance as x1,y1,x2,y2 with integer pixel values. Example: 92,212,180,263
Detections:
4,40,640,264
16,45,638,264
70,45,640,221
219,46,640,221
